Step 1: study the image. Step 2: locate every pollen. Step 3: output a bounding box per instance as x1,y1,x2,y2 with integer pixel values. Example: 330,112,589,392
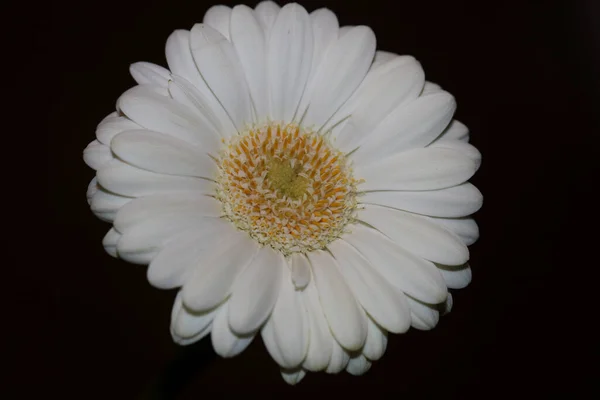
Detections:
215,122,359,255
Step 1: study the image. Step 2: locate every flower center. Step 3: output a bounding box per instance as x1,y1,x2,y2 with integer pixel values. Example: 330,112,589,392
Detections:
215,123,359,255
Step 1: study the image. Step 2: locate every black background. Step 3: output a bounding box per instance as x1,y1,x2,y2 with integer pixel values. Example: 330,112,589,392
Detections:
38,0,597,398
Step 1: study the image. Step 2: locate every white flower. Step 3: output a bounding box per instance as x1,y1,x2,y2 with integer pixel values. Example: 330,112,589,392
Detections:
84,1,482,385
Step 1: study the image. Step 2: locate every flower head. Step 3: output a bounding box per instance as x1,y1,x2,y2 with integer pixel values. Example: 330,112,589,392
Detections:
215,122,360,255
84,1,482,384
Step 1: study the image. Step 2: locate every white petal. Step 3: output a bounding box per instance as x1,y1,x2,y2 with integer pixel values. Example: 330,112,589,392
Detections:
372,50,397,69
334,60,425,153
443,292,453,315
172,326,210,346
129,62,170,88
309,8,339,74
261,265,308,369
111,129,216,179
294,8,338,119
343,224,448,304
168,75,236,139
422,81,442,96
86,178,98,205
254,1,280,35
427,216,479,246
280,369,306,385
290,253,311,290
351,92,456,164
307,250,367,351
182,232,259,311
302,277,333,372
190,24,254,132
338,26,354,38
407,297,440,330
267,3,313,122
323,55,415,137
228,246,284,335
173,303,218,339
346,354,372,376
113,192,221,233
211,301,255,357
261,317,280,362
147,220,239,290
102,228,121,258
328,240,411,333
117,85,220,150
359,183,483,218
116,216,222,265
432,120,469,143
437,263,472,289
231,5,268,120
83,140,113,170
95,113,140,146
362,318,388,361
358,204,469,266
165,30,216,99
325,340,350,373
164,30,240,134
301,26,376,129
370,54,417,75
171,291,207,345
97,159,215,197
428,140,482,171
90,187,132,223
203,5,231,40
355,147,477,191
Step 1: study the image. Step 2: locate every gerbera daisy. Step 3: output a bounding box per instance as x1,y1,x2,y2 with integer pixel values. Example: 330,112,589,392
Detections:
84,1,482,384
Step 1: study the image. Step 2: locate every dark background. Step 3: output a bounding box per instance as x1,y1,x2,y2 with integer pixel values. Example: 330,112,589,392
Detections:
37,0,597,398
